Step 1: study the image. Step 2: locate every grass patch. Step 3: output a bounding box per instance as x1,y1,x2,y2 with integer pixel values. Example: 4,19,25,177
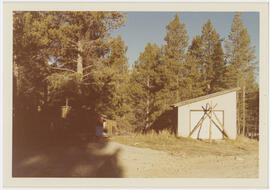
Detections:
111,130,258,157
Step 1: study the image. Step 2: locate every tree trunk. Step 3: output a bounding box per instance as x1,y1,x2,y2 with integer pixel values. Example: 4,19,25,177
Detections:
66,98,69,107
43,83,48,106
242,83,246,136
77,40,83,75
13,60,19,97
176,75,179,101
146,76,150,131
237,80,241,135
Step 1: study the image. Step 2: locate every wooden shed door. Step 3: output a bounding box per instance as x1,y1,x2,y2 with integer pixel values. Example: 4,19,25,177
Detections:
190,110,224,139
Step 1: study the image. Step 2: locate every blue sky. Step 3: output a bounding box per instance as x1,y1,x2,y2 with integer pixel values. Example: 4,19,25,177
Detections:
111,12,259,66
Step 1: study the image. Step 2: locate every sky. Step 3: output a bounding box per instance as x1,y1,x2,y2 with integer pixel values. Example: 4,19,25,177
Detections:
111,12,259,66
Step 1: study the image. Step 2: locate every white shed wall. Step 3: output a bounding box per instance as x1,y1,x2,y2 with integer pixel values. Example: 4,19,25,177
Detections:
177,91,237,139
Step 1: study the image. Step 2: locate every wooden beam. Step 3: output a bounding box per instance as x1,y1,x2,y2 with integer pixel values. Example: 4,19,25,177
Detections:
209,102,212,141
196,120,204,139
189,104,217,138
188,113,207,138
205,111,229,138
212,111,229,138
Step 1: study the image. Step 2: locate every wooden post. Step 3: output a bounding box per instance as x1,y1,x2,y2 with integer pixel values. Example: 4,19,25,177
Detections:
197,121,204,139
209,102,212,141
189,113,207,138
188,104,217,138
205,112,229,138
212,111,229,138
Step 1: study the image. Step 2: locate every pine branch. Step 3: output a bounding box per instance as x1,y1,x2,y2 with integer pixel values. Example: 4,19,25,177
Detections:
50,67,76,73
82,72,92,79
84,65,95,70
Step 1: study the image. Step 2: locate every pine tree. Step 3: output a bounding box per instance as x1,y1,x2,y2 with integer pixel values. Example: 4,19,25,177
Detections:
13,11,128,120
188,21,226,97
13,12,55,110
100,35,131,127
225,13,258,135
162,13,189,103
42,12,127,111
129,43,162,132
245,66,259,137
200,19,225,94
212,41,227,92
187,35,205,98
51,12,126,78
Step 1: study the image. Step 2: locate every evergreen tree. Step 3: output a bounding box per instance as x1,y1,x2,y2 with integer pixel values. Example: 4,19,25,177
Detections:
50,12,126,76
100,35,131,128
212,41,227,92
188,21,226,97
187,35,205,98
200,19,225,94
129,43,162,132
225,13,258,135
162,13,189,103
13,11,128,120
43,12,127,112
13,12,56,110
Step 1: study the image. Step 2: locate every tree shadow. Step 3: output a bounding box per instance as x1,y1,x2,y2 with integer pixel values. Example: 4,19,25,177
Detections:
148,108,178,133
12,109,123,178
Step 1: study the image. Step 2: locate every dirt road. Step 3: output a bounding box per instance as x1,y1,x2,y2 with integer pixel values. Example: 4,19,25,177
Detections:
13,140,258,178
87,141,258,178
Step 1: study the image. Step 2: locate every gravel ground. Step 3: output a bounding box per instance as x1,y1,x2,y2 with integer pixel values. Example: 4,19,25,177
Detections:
13,141,258,178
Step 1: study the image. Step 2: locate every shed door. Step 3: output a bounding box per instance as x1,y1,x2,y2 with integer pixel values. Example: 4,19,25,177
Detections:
190,111,224,139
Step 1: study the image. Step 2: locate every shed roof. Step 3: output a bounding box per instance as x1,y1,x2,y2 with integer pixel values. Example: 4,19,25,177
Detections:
172,87,241,107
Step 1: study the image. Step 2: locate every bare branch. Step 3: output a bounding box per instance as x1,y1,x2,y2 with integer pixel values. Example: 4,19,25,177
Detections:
50,67,76,73
82,82,95,85
84,65,95,70
82,72,92,79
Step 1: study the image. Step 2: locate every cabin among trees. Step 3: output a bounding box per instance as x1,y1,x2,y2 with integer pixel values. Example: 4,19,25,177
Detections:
172,88,239,140
13,11,259,144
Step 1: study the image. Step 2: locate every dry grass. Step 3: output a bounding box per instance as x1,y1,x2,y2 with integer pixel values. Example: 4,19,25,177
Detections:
111,130,258,157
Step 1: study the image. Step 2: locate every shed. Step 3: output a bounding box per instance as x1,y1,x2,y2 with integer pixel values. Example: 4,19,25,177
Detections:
172,88,240,140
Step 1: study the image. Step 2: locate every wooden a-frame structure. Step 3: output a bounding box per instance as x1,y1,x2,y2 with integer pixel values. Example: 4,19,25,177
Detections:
188,102,229,140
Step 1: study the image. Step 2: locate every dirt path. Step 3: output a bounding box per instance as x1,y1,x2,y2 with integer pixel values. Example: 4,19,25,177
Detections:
88,141,258,178
13,139,258,178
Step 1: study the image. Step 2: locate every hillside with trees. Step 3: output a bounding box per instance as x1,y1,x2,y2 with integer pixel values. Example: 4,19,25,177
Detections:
13,12,259,142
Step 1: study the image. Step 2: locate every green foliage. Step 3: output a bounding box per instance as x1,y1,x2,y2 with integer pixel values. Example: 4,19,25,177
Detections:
103,36,133,131
225,13,256,88
46,72,82,106
162,13,189,102
225,13,258,135
13,12,54,109
198,20,226,94
129,43,163,131
13,12,259,138
164,14,189,61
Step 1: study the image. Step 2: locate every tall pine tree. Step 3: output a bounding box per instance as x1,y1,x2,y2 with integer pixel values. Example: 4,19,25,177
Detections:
129,43,162,132
162,13,189,103
200,19,226,94
225,13,258,135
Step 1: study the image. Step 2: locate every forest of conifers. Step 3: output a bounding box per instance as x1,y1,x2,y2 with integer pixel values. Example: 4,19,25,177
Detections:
13,12,259,138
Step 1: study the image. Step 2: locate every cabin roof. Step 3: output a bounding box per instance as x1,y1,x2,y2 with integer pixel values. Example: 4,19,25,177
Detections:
172,87,241,107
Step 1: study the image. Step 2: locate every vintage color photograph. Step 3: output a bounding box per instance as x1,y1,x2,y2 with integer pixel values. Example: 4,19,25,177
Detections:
12,11,259,178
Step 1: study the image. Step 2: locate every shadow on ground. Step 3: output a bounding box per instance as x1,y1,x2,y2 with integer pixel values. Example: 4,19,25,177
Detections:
13,134,123,177
12,110,123,177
